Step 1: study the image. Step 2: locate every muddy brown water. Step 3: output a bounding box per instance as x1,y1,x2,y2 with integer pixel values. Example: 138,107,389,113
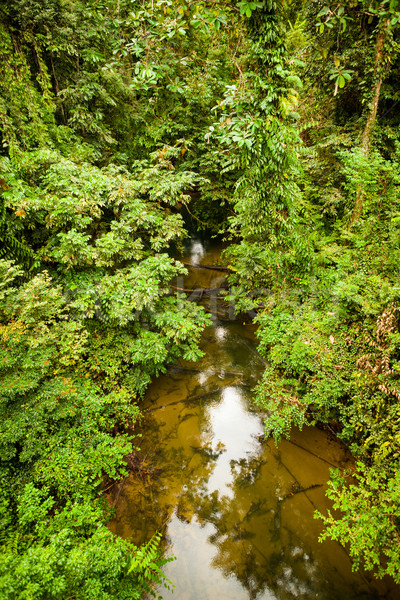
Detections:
110,236,399,600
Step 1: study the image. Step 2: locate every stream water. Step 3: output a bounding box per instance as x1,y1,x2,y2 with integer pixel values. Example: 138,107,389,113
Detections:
110,236,399,600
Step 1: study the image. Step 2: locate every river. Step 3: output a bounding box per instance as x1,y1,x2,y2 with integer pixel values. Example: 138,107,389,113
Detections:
110,235,399,600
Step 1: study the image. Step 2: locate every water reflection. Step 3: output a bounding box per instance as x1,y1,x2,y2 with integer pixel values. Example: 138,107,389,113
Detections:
206,387,263,497
109,238,399,600
189,240,206,263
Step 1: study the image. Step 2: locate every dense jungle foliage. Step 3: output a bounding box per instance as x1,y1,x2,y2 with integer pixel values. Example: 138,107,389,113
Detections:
1,0,400,597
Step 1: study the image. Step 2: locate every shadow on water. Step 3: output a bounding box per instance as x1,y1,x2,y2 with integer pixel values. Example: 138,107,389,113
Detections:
109,237,400,600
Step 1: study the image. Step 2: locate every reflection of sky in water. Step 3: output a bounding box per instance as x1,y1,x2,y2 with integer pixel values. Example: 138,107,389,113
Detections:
215,326,227,342
206,387,263,497
189,240,205,263
198,368,215,385
164,517,279,600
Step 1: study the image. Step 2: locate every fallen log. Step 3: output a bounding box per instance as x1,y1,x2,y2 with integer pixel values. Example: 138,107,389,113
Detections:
170,285,228,294
182,262,231,272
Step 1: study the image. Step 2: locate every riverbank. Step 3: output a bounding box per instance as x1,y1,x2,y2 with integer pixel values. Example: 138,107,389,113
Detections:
109,237,400,600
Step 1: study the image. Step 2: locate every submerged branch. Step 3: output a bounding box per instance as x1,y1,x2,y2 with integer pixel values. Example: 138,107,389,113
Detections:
182,262,231,272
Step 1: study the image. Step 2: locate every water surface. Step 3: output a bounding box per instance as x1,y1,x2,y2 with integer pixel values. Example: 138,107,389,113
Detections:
110,237,398,600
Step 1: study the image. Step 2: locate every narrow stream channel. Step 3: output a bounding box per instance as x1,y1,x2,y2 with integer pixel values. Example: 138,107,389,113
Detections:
110,236,399,600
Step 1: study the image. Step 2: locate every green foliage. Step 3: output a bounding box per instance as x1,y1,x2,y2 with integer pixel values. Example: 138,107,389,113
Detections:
0,488,172,600
0,135,210,592
2,0,400,591
0,260,180,597
207,1,312,299
253,227,400,579
217,1,400,581
0,2,219,595
316,464,400,582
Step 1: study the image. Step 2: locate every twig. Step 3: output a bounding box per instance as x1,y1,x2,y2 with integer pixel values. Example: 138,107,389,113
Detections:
280,483,323,503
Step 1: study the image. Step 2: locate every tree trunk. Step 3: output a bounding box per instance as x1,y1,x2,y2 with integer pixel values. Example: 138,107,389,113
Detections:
350,18,391,225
